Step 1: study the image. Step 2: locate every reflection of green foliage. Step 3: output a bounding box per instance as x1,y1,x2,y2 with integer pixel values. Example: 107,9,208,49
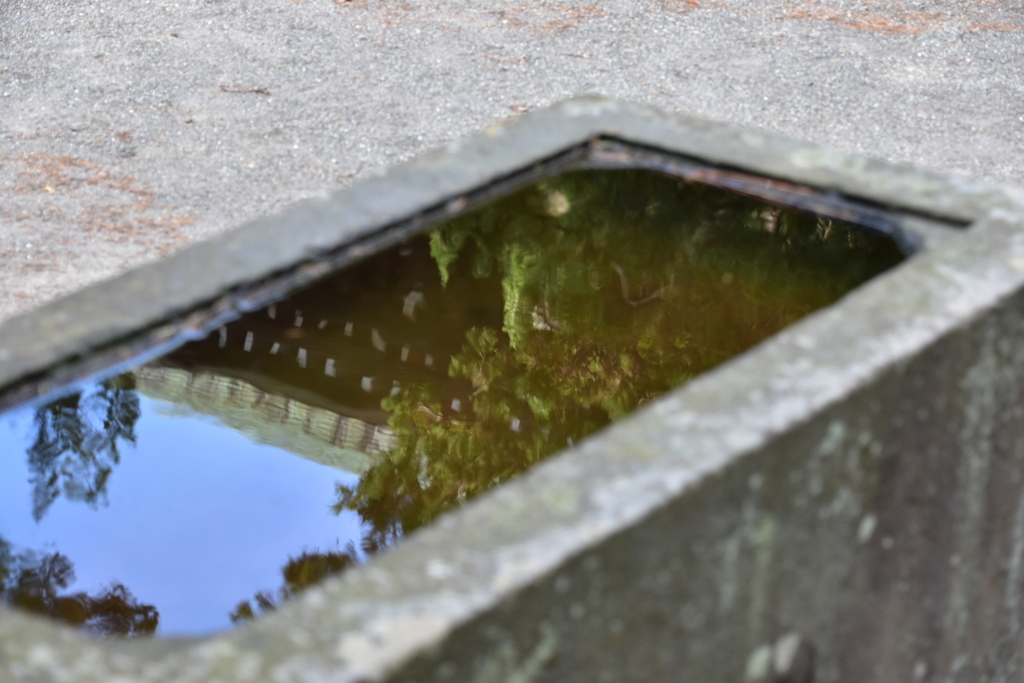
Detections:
0,538,11,589
0,538,158,637
336,170,904,544
230,546,359,623
27,375,141,521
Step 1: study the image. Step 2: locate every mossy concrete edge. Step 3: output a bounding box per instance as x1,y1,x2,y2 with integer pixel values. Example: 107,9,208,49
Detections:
2,98,1024,682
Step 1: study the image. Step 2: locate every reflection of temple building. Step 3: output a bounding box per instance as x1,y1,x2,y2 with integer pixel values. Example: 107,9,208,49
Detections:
135,236,503,474
133,366,393,475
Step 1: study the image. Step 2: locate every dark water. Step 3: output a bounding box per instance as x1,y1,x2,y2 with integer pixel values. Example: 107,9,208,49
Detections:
0,169,905,637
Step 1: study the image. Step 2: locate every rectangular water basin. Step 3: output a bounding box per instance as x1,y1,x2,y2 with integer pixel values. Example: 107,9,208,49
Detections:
2,98,1021,683
0,166,905,637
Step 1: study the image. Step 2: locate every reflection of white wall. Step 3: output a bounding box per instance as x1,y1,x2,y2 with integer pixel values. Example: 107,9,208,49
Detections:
133,366,393,476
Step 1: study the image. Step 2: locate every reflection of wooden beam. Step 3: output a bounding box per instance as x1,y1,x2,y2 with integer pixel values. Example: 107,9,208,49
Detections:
161,301,470,423
132,366,393,476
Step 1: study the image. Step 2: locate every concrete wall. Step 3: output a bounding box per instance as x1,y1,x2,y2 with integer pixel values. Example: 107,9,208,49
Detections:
1,98,1024,682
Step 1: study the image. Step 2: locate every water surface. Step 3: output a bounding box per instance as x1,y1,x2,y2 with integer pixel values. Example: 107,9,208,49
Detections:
0,169,905,636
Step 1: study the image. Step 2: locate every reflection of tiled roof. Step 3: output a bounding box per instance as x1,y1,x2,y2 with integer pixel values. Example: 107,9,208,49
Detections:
132,366,394,475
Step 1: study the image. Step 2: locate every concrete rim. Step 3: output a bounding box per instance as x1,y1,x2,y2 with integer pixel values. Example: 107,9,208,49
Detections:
2,97,1023,683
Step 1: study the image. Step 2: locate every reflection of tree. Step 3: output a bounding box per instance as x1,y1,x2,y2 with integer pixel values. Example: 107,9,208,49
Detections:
230,546,359,623
27,375,141,521
0,537,158,636
335,170,904,543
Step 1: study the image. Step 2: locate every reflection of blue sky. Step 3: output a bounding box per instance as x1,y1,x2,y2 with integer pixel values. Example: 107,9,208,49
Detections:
0,392,364,637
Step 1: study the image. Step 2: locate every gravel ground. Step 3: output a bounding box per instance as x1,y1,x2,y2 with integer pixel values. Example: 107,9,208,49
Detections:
1,0,1022,322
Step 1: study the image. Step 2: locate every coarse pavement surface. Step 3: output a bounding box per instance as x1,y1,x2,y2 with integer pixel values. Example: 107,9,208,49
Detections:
1,0,1022,322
